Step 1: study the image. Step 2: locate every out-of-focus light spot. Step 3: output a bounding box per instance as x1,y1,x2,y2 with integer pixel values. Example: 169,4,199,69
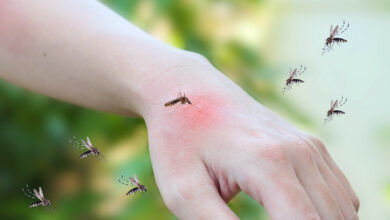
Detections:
236,20,260,46
106,129,147,166
54,172,80,195
134,0,154,27
150,18,185,48
385,183,390,206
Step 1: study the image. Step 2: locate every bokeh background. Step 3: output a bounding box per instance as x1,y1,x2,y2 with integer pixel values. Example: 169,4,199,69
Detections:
1,0,389,219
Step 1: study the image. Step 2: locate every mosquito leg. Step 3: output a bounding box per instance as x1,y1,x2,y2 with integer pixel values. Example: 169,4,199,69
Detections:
99,155,108,163
338,22,349,35
117,175,130,186
298,65,303,72
22,188,35,199
338,96,347,107
322,47,327,56
22,185,36,199
297,66,306,75
338,21,346,33
97,154,108,163
323,117,328,125
70,136,82,149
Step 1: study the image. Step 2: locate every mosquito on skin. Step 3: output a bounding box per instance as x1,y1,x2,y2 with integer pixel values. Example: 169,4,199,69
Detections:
322,21,350,55
324,96,347,124
164,92,192,107
117,174,147,196
283,65,306,94
22,185,51,209
69,136,106,162
162,92,202,116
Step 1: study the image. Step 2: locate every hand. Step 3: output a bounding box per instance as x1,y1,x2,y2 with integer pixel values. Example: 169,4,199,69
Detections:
142,63,360,220
0,1,359,218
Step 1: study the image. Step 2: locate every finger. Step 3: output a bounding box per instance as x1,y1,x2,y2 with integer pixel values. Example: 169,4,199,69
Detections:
160,165,238,220
291,146,344,220
239,156,321,220
309,137,360,211
316,158,359,220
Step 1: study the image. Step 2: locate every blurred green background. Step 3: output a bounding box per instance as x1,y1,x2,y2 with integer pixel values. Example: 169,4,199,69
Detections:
0,0,389,219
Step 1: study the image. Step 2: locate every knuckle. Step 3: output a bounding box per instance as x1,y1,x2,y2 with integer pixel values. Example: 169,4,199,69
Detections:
161,177,194,210
309,136,328,154
257,145,288,163
303,213,321,220
352,195,360,212
292,138,316,164
346,206,359,220
299,206,321,220
173,177,195,201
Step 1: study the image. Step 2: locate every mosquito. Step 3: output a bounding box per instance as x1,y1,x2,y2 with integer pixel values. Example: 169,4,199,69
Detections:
22,185,51,208
324,96,347,124
117,174,147,196
164,92,192,107
283,65,306,93
69,136,106,161
322,21,350,55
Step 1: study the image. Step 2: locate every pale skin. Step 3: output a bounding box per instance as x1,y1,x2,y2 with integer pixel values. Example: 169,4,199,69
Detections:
0,0,359,219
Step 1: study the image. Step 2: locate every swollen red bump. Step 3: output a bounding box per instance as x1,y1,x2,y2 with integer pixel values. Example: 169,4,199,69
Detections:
168,92,228,131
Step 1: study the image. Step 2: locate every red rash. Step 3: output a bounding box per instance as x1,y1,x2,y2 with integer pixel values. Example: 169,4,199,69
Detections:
163,92,228,132
153,92,229,169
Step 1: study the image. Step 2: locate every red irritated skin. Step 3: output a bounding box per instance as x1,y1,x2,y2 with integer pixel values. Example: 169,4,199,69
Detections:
142,66,359,220
0,1,359,218
160,92,228,133
145,89,232,157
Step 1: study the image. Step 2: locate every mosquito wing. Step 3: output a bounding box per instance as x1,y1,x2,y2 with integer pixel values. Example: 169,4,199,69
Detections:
34,188,43,201
39,187,45,200
331,25,339,38
129,175,140,187
332,99,339,109
134,174,139,183
81,139,92,150
39,187,45,199
291,68,298,78
87,137,93,146
330,25,333,35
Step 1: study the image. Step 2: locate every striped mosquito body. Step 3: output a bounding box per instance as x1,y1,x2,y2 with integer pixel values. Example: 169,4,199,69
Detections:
164,92,192,107
325,96,347,123
323,21,349,55
117,174,147,196
126,187,143,195
333,38,347,44
70,136,106,161
22,185,51,208
283,65,306,93
29,201,44,208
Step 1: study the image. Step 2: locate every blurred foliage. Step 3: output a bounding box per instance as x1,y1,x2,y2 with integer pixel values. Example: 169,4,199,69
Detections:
0,0,306,219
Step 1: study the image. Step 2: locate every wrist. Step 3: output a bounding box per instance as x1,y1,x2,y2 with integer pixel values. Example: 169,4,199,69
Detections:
136,59,241,135
130,51,218,118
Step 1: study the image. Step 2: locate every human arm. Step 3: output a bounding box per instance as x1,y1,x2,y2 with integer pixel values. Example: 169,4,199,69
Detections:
0,0,359,219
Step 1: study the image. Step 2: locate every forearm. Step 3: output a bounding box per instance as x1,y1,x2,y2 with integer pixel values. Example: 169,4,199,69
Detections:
0,0,205,117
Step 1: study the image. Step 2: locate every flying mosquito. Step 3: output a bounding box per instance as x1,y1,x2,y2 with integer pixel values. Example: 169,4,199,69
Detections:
322,21,350,55
69,136,106,161
283,65,306,93
117,174,147,196
164,92,192,107
22,185,51,208
325,96,347,124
